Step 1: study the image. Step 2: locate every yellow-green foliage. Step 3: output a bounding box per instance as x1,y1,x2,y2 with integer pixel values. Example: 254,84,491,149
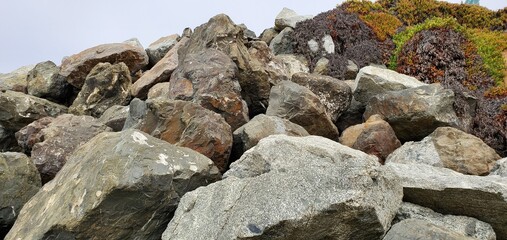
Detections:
467,29,507,85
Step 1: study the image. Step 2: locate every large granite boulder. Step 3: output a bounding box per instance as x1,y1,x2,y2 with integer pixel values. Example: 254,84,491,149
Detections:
26,61,71,104
364,84,459,142
0,152,41,238
266,81,339,140
387,127,501,176
274,8,313,31
0,65,34,93
163,135,403,239
168,48,249,130
393,202,496,240
145,34,179,66
387,162,507,239
340,114,401,162
231,114,309,160
5,129,220,240
291,72,352,122
16,114,112,183
490,158,507,177
69,62,132,118
0,90,67,133
59,42,148,89
131,37,189,99
353,66,425,106
136,98,232,172
384,219,475,240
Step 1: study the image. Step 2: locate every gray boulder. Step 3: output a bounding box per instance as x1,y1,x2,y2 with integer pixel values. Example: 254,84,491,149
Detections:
145,34,179,66
259,28,279,45
386,127,501,176
364,84,459,142
122,98,147,130
266,81,339,140
231,114,309,160
394,202,496,240
0,152,41,238
273,54,309,78
387,162,507,239
490,158,507,177
163,135,402,240
98,105,129,132
274,8,313,31
26,61,71,104
69,62,132,118
5,129,220,240
313,57,330,75
0,64,34,93
384,219,475,240
238,23,257,39
269,27,294,55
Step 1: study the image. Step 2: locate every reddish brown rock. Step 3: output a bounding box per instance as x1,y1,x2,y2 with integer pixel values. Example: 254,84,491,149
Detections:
147,82,170,99
340,114,401,162
137,98,232,172
15,117,54,154
59,43,148,88
131,37,189,99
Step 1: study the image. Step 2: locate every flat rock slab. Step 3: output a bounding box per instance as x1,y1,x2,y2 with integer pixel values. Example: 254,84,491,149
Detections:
0,65,34,93
6,129,220,240
384,219,475,240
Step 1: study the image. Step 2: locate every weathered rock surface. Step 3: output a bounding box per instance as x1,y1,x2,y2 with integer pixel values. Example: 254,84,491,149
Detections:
364,84,459,142
340,114,401,162
491,158,507,177
291,72,352,121
0,65,33,93
15,117,54,154
345,60,359,79
266,81,339,140
98,105,129,131
394,202,496,240
26,61,71,103
0,125,21,152
5,129,220,240
16,114,112,183
231,114,309,160
69,62,132,118
274,7,313,31
147,82,170,99
0,152,41,238
238,23,257,39
164,135,402,240
0,90,67,132
269,27,294,55
259,28,278,45
353,66,425,106
384,219,475,240
131,37,188,99
273,54,309,78
168,48,249,130
314,57,330,75
122,98,147,130
387,162,507,239
146,34,179,66
136,98,232,172
59,42,148,88
387,127,500,175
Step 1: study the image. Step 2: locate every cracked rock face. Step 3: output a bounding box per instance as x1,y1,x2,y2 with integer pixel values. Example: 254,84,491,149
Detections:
163,135,403,240
5,129,220,240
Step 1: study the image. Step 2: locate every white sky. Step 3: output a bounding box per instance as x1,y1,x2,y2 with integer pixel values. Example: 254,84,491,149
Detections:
0,0,504,73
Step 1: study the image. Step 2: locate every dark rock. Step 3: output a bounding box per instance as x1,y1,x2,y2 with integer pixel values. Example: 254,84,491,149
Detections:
364,84,459,142
259,28,279,45
59,42,148,89
146,34,179,66
136,98,232,172
122,98,147,130
238,23,256,39
5,129,220,240
0,152,41,238
384,219,475,240
168,48,248,130
0,125,21,152
163,135,402,239
98,105,129,132
266,81,339,140
269,27,294,55
26,61,72,104
69,62,132,118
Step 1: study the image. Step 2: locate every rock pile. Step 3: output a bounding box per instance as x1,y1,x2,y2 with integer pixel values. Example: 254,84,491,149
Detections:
1,3,507,239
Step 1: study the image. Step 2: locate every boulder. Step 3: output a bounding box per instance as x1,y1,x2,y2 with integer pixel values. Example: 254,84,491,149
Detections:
384,219,475,240
269,27,294,55
345,60,359,80
168,48,249,130
394,202,496,240
259,28,279,45
364,84,459,142
164,135,402,239
273,54,309,78
131,37,189,99
145,34,179,66
98,105,129,131
0,152,41,238
5,129,220,240
0,125,21,152
274,7,313,31
291,72,352,121
26,61,72,104
59,42,148,89
490,158,507,177
0,65,33,93
340,114,401,162
387,162,507,239
16,114,112,183
122,98,147,130
353,66,425,106
231,114,309,160
313,57,329,75
69,62,132,118
266,81,339,140
136,98,232,172
15,117,54,154
123,38,144,49
386,127,500,175
0,90,67,133
238,23,257,39
147,82,170,99
336,81,365,132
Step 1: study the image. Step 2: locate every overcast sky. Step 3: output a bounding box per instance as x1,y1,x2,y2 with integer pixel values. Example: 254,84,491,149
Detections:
0,0,504,73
